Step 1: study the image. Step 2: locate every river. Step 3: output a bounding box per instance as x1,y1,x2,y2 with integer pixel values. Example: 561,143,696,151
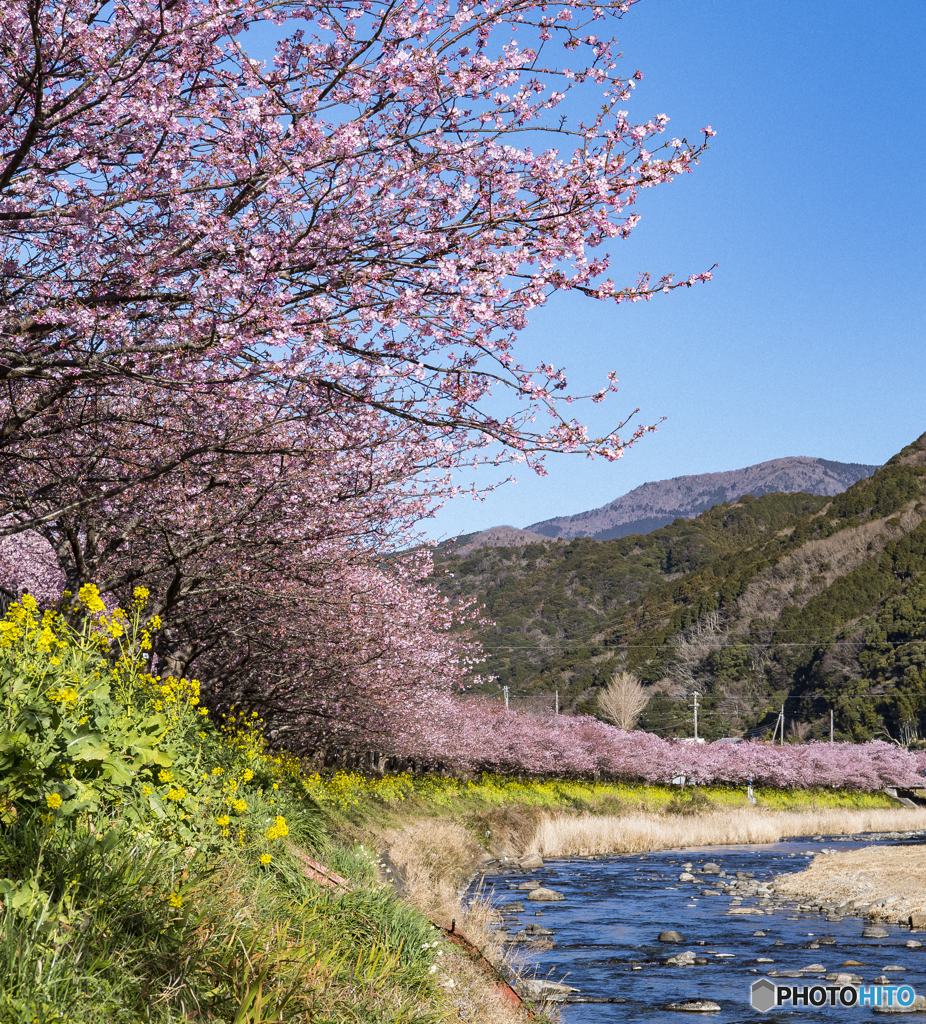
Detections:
471,832,926,1021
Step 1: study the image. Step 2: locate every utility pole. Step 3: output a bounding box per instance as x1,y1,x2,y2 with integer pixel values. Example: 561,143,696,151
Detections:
503,685,509,711
771,705,785,745
692,691,700,741
830,709,834,742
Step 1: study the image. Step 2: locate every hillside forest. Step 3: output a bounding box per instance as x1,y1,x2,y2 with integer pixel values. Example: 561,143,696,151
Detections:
431,432,926,746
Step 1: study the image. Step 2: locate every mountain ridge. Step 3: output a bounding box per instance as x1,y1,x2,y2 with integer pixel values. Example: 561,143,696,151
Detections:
526,456,879,541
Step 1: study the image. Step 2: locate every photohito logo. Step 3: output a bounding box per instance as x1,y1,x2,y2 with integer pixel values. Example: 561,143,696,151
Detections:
751,978,918,1013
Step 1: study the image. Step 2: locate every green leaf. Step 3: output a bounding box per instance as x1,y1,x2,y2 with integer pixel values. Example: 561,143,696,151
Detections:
0,730,27,755
147,792,167,819
138,711,171,737
131,744,173,767
67,733,112,761
100,756,134,785
97,829,121,854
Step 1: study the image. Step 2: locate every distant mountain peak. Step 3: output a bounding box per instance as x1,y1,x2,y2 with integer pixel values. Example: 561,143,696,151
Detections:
446,525,550,555
524,456,879,542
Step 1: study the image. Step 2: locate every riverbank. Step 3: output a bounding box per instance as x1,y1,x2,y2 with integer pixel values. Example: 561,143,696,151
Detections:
374,804,926,901
369,798,926,1017
525,806,926,859
774,844,926,926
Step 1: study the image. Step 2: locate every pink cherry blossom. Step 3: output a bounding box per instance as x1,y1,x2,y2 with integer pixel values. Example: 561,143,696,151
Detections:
0,0,717,751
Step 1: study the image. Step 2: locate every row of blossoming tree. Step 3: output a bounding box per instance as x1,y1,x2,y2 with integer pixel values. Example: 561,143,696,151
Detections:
393,697,926,788
0,0,720,761
359,715,926,788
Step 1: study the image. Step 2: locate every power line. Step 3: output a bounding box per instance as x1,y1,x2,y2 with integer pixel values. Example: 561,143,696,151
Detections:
476,633,922,651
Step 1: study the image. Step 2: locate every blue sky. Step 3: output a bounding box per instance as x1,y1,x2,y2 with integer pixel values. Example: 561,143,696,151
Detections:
421,0,926,539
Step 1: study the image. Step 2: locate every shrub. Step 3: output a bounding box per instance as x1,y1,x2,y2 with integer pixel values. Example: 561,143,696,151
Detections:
0,587,324,863
0,589,442,1023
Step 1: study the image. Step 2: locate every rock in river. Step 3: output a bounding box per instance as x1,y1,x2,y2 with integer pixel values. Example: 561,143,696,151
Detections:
659,930,685,943
864,926,890,938
515,979,578,1002
664,998,722,1012
527,887,564,901
873,996,926,1014
665,951,698,967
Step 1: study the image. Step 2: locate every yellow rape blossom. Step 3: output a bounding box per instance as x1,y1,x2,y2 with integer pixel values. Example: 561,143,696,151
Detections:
48,687,80,708
45,793,62,810
264,815,289,841
78,584,106,614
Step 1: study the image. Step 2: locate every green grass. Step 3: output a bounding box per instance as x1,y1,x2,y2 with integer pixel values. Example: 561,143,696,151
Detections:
0,808,447,1024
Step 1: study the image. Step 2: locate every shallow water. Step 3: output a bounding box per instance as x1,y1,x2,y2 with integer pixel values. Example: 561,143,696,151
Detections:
472,834,926,1021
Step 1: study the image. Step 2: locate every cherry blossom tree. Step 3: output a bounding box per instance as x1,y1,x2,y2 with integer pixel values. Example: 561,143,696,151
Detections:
0,0,718,759
1,370,489,752
1,0,714,534
0,520,63,607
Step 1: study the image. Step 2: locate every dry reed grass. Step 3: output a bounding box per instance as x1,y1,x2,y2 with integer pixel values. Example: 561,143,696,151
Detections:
437,946,537,1024
527,806,926,859
380,819,539,1021
773,845,926,923
383,818,485,921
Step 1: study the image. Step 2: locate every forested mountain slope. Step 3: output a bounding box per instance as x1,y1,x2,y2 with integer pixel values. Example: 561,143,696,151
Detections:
432,433,926,745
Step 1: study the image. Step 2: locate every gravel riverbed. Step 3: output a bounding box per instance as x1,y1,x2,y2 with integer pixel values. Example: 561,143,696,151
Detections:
468,830,926,1021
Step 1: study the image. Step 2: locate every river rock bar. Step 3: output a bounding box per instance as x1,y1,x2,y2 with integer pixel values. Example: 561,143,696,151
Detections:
774,845,926,925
